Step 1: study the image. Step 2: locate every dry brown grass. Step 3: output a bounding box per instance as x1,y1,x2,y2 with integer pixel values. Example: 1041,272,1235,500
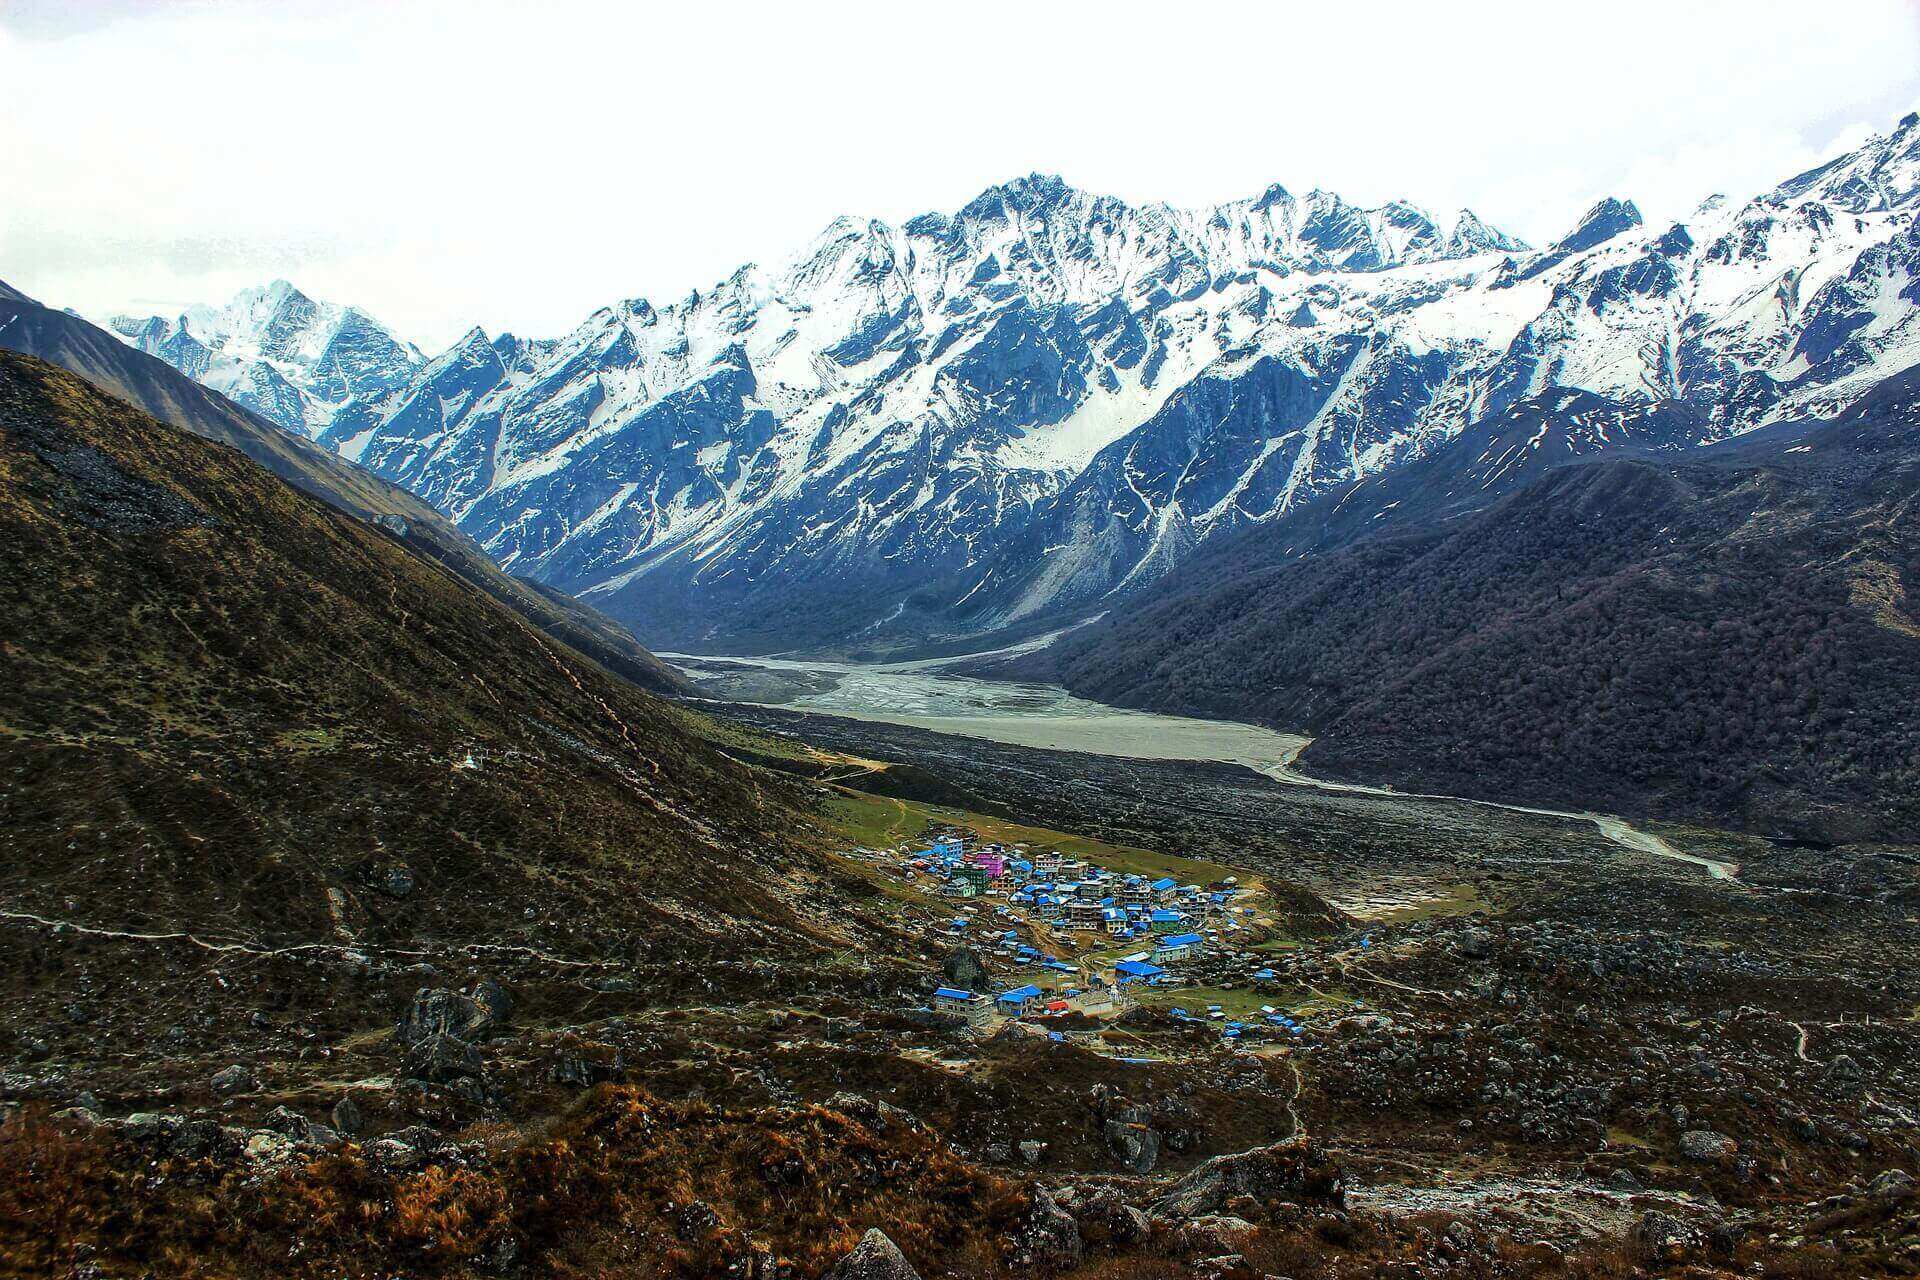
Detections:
0,1088,1027,1280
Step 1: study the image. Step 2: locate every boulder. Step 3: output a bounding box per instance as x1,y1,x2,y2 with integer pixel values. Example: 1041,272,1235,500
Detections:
1633,1209,1700,1264
406,1032,484,1083
1021,1186,1083,1269
260,1106,314,1142
367,1137,424,1173
210,1064,255,1096
941,948,987,994
331,1094,364,1136
550,1038,621,1088
1177,1214,1256,1257
1103,1109,1160,1174
1678,1129,1737,1164
1108,1202,1152,1245
397,987,496,1046
244,1131,297,1164
826,1092,923,1134
824,1228,921,1280
378,864,415,899
1060,1186,1152,1247
1152,1138,1344,1220
471,978,513,1026
1868,1168,1916,1201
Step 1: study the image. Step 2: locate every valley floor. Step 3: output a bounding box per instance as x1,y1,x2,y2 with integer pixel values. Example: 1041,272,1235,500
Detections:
699,700,1920,1273
6,691,1918,1278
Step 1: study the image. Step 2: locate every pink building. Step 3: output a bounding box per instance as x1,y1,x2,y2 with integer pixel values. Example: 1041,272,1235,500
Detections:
968,852,1007,878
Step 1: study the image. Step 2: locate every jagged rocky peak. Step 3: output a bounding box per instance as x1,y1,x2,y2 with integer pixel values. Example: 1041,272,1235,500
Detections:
960,171,1082,222
1448,208,1529,255
1553,196,1643,255
1251,181,1294,212
1770,111,1920,213
107,278,426,437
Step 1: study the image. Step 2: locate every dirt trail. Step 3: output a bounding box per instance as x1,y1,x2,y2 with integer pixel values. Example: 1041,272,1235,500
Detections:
1255,755,1741,881
0,908,625,970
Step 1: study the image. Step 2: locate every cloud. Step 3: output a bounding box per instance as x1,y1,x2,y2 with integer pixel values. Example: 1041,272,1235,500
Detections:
4,0,1918,349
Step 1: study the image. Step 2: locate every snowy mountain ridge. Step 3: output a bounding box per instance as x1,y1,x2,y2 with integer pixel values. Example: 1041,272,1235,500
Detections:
111,280,424,437
110,116,1920,652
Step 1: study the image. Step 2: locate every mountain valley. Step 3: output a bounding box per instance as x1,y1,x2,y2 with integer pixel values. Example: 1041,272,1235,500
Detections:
2,67,1919,1280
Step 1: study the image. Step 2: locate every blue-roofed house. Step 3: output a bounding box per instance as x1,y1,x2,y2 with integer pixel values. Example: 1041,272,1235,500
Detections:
931,987,991,1028
995,984,1044,1014
1113,959,1165,985
1148,908,1186,932
1154,932,1204,961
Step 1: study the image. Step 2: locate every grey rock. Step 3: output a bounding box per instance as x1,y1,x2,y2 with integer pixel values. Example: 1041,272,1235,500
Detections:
379,864,415,898
244,1130,297,1163
260,1106,313,1142
210,1064,255,1095
941,948,987,994
1104,1114,1160,1174
1633,1209,1700,1263
824,1228,921,1280
397,987,496,1046
1022,1186,1083,1269
406,1032,484,1083
1678,1129,1737,1163
1152,1138,1343,1220
471,978,513,1026
1868,1168,1916,1200
1018,1139,1044,1165
367,1137,424,1172
1108,1202,1151,1244
121,1111,179,1140
331,1094,364,1136
168,1117,230,1158
826,1092,923,1133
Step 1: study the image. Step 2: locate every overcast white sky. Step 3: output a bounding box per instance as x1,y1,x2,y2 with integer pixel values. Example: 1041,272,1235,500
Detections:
3,0,1917,350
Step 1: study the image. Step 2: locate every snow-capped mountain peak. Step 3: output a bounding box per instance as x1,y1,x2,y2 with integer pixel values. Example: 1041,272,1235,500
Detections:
1771,112,1920,213
111,280,423,437
112,122,1920,653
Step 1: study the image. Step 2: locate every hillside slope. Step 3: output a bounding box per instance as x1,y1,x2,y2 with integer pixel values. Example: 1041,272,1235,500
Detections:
1038,374,1920,841
0,351,825,987
0,281,689,696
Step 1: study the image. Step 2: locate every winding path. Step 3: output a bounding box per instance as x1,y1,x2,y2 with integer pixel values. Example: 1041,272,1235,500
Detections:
1255,751,1741,881
0,908,626,970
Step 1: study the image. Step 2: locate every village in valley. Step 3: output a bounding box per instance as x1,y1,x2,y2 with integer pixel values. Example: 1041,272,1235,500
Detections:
846,823,1344,1050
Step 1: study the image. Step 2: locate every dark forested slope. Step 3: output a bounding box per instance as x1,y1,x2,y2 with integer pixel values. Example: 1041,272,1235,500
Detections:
1039,374,1920,841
